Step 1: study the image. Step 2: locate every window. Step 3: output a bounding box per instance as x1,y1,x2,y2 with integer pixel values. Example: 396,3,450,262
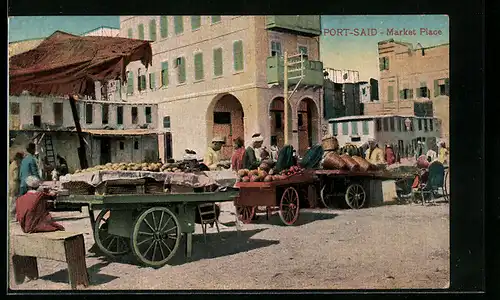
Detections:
389,117,395,132
85,104,93,124
214,112,231,124
211,16,221,23
298,45,308,56
160,16,168,38
127,28,133,38
213,48,223,76
191,16,201,30
194,52,204,81
270,41,282,56
137,74,146,91
387,86,394,102
400,88,413,100
351,121,358,135
174,16,184,35
134,140,139,150
163,116,171,129
424,119,428,132
376,119,382,132
149,73,156,89
131,107,138,124
10,102,20,115
161,62,169,86
149,19,157,41
298,114,304,127
102,104,109,124
119,141,124,150
430,119,434,131
434,78,450,97
419,82,429,97
145,106,152,124
418,119,422,131
332,123,338,135
342,122,348,135
138,24,145,40
233,40,244,71
117,106,123,125
362,121,369,135
275,112,282,129
176,56,186,84
397,117,401,132
53,103,63,125
383,118,389,131
379,56,389,71
127,71,134,95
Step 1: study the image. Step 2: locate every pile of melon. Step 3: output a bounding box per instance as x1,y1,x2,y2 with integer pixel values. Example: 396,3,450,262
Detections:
237,165,304,182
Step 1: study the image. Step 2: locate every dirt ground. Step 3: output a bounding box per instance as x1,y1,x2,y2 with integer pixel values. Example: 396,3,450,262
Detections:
8,202,449,290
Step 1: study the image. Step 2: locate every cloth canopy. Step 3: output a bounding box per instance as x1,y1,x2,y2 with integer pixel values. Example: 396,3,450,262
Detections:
9,30,152,97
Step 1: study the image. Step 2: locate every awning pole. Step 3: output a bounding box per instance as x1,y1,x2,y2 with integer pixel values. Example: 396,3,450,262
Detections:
68,95,89,169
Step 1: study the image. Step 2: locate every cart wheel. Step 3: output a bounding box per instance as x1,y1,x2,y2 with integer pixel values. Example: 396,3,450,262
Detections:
130,207,181,268
443,170,450,202
236,206,256,224
320,180,336,209
279,187,300,225
345,184,366,209
94,209,130,257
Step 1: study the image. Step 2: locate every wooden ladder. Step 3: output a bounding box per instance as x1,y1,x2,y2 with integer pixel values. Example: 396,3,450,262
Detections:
43,134,56,166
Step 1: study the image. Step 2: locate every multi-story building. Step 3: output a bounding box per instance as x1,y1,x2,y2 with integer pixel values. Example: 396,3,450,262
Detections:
364,39,449,141
81,26,120,37
119,16,324,159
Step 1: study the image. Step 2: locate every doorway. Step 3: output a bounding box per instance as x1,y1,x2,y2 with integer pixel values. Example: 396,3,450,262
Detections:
100,138,111,165
164,133,172,160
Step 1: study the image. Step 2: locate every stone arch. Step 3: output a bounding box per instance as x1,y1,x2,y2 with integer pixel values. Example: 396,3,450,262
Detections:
269,97,293,149
296,97,320,156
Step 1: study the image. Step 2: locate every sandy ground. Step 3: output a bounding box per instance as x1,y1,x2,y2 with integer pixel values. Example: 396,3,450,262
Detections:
8,202,449,290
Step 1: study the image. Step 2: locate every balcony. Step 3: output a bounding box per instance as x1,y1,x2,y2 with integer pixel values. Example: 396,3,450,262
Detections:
266,56,324,87
265,16,321,37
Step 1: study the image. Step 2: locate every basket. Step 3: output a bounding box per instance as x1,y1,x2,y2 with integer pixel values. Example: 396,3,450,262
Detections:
61,181,95,195
322,152,347,170
321,136,339,151
352,156,373,172
340,154,361,172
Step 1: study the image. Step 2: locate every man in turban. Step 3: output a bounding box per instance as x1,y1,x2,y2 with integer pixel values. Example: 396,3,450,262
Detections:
243,133,264,170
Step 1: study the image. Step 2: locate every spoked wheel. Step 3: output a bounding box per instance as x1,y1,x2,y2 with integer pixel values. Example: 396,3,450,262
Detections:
130,207,181,268
236,206,256,224
443,170,450,202
320,179,336,209
279,187,300,225
345,184,366,209
94,209,130,257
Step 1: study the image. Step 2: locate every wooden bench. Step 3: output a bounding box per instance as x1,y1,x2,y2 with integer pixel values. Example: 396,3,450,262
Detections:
11,231,89,289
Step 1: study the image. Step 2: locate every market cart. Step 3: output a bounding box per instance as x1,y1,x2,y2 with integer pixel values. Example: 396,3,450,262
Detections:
315,169,388,209
233,170,316,226
54,189,239,268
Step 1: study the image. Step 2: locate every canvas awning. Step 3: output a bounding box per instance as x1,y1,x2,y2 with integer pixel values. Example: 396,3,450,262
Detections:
9,31,152,97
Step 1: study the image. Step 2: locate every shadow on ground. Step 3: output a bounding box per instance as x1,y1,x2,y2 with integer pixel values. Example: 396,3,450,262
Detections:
87,228,278,268
39,260,118,286
52,216,88,222
250,210,338,226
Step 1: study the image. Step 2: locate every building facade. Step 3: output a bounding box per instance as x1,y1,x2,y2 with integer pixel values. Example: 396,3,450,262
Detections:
118,16,324,159
364,39,449,141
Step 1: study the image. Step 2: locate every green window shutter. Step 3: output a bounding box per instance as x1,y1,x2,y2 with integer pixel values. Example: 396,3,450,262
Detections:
233,40,244,71
434,79,439,97
332,123,338,135
149,19,157,41
351,121,358,135
379,58,384,71
387,86,394,102
342,122,348,135
385,57,389,70
140,75,146,90
194,52,204,80
127,28,133,38
191,16,201,30
160,16,168,38
127,71,134,94
161,61,169,86
212,16,221,23
149,73,156,89
138,24,144,40
444,78,449,96
409,89,413,99
399,90,404,100
174,16,184,35
362,121,369,135
177,57,186,83
213,48,223,76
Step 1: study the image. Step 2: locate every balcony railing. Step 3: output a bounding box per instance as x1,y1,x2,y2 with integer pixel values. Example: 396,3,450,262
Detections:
266,56,324,87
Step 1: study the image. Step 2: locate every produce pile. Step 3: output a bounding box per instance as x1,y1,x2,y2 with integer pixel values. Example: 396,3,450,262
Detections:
73,160,211,174
236,165,304,182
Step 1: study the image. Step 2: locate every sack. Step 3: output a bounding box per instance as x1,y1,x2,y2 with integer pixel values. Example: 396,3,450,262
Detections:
322,152,347,170
340,154,360,172
352,156,373,172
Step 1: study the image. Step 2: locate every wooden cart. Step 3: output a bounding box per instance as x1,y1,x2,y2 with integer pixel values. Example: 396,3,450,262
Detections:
54,190,239,268
234,171,316,226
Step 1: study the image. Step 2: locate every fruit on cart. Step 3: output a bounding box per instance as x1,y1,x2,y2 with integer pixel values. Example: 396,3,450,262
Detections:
264,175,273,182
242,176,250,182
237,169,249,177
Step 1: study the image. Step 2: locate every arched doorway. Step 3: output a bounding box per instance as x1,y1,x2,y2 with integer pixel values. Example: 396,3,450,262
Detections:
207,94,244,160
297,98,319,156
269,97,292,149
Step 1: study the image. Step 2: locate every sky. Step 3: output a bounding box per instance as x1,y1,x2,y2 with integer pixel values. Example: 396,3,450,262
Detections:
9,15,449,81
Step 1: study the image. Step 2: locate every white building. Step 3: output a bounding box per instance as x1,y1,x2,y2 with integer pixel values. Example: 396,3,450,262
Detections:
118,16,324,159
81,26,120,37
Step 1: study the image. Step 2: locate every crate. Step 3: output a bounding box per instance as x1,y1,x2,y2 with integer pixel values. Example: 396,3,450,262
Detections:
61,182,95,195
170,184,194,194
96,179,146,195
145,181,166,194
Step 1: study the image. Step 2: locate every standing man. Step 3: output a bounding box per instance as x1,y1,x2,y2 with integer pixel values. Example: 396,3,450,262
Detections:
56,154,69,176
365,138,385,165
9,152,24,219
203,137,225,171
243,133,264,170
19,143,41,196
